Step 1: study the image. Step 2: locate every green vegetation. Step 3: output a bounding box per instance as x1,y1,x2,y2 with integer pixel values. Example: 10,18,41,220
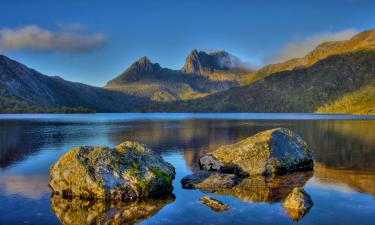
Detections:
316,84,375,115
0,106,96,114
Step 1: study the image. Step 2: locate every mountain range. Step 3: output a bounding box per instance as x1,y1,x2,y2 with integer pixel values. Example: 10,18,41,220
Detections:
1,29,374,114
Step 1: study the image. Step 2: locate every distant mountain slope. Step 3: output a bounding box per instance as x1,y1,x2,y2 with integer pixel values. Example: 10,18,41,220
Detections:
316,83,375,115
168,50,375,113
105,54,245,102
243,29,375,84
0,55,150,112
182,50,251,81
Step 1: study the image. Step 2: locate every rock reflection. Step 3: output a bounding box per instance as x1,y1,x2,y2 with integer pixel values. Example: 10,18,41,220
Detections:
50,194,175,225
214,172,313,203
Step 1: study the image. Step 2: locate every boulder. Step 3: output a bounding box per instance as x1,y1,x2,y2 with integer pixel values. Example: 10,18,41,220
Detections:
49,141,175,201
283,187,314,221
199,128,313,176
199,196,229,212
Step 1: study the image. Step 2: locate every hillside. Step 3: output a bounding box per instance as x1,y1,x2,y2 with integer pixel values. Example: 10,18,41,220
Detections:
0,55,151,113
243,29,375,84
105,51,249,102
167,50,375,113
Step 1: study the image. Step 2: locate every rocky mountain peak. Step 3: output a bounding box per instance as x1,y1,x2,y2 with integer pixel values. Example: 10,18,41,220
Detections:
181,50,249,75
128,56,161,74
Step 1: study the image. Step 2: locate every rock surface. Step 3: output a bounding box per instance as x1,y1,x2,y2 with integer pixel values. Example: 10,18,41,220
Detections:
199,128,313,176
283,187,314,221
49,141,175,201
181,170,242,192
199,196,229,212
51,194,175,225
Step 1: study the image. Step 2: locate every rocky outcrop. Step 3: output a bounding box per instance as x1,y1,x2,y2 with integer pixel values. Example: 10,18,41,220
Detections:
181,49,250,78
199,196,229,212
50,194,175,225
199,128,313,176
283,187,314,221
49,141,175,201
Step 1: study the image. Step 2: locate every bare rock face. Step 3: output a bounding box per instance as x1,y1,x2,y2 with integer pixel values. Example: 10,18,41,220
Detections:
283,187,314,221
199,196,229,212
49,141,175,201
199,128,313,176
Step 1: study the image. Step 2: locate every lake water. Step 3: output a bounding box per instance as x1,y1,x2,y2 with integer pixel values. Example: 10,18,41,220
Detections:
0,113,374,225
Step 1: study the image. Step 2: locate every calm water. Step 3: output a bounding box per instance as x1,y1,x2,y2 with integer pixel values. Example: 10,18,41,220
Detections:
0,113,375,225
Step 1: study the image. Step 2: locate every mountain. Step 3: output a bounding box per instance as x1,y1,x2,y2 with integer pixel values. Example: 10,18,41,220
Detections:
104,54,243,102
243,29,375,84
168,49,375,113
182,49,251,81
0,55,151,113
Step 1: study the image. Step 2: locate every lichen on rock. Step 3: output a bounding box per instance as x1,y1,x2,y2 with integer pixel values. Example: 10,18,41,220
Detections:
199,128,313,176
49,141,175,201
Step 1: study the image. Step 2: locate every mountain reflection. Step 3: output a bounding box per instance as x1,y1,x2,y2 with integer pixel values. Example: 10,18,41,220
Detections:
50,194,175,225
1,118,375,199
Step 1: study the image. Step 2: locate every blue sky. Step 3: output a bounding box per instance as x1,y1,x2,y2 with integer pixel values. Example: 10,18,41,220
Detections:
0,0,374,86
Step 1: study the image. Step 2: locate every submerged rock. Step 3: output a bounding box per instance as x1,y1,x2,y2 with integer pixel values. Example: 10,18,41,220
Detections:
199,196,229,212
49,141,175,201
181,170,242,192
199,128,313,176
50,194,175,225
283,187,314,221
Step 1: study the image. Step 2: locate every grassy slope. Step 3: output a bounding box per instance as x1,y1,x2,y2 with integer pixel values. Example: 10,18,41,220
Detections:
165,50,375,114
316,84,375,114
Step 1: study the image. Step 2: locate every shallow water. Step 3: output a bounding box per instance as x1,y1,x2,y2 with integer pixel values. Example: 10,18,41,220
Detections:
0,113,374,225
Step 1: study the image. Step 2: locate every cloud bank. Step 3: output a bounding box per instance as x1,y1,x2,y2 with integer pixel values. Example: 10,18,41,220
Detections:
265,29,359,64
0,25,106,53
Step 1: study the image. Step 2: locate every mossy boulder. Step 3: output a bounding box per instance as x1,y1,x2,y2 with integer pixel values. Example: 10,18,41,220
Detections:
199,128,313,176
49,141,175,201
283,187,314,221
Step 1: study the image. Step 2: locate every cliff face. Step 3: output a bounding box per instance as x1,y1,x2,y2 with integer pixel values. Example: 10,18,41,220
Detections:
182,50,251,81
104,52,246,102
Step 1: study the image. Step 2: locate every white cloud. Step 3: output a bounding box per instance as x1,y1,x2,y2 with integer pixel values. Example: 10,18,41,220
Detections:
265,29,359,64
0,24,106,53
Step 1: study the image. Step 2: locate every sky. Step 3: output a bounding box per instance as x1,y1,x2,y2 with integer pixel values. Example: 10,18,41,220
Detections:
0,0,374,86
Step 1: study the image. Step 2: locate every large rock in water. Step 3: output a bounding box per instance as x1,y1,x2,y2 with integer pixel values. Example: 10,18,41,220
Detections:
199,128,313,176
49,141,175,201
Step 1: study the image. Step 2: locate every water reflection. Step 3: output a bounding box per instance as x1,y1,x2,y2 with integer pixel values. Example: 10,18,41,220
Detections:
50,194,175,225
0,115,375,225
214,172,313,203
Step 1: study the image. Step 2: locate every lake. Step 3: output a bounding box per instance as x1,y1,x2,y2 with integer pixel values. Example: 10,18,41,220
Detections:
0,113,375,225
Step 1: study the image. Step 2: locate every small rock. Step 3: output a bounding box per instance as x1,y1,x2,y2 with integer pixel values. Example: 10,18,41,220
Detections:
181,170,242,192
199,128,313,176
199,196,229,212
49,141,175,201
283,187,314,221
